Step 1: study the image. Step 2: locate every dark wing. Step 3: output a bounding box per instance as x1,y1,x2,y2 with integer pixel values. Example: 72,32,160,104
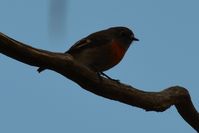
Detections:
66,32,111,53
68,38,91,51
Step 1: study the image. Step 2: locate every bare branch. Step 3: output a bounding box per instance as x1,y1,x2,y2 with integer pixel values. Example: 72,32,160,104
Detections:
0,32,198,132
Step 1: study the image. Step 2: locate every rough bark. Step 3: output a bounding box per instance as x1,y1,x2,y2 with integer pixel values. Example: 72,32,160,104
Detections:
0,33,198,132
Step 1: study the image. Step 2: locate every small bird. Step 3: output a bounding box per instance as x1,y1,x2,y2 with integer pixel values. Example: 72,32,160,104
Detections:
38,26,138,79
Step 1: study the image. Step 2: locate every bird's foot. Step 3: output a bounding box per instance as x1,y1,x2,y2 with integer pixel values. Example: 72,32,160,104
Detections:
99,72,120,83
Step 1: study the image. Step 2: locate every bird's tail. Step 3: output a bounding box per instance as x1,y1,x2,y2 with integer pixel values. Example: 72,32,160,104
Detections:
37,67,45,73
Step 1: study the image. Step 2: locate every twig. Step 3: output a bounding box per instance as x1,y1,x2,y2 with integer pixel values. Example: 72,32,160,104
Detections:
0,32,198,132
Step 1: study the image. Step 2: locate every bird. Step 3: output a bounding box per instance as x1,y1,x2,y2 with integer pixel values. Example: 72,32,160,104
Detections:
38,26,139,80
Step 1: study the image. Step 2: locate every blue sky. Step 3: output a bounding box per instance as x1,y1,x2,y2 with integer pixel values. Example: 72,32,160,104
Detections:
0,0,198,132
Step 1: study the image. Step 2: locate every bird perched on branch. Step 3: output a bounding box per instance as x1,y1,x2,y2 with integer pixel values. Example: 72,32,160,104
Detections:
38,26,139,80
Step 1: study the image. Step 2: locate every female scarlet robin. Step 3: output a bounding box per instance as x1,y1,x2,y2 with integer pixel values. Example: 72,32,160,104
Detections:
38,27,139,79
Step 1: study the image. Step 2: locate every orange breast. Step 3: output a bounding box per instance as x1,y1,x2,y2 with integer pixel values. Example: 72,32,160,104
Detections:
111,40,126,65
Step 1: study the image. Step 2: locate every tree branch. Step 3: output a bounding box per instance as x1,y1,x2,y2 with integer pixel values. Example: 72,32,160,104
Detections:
0,32,198,132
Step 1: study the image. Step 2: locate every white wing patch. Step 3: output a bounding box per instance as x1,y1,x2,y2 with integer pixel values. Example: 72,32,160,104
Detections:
70,38,92,50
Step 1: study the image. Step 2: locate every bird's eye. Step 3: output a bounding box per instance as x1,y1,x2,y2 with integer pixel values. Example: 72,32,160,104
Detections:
120,31,127,37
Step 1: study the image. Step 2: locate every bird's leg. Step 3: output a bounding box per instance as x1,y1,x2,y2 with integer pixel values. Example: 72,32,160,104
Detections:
99,72,120,83
90,65,120,83
96,71,103,82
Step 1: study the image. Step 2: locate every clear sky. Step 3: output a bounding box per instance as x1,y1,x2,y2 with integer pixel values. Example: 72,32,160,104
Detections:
0,0,198,132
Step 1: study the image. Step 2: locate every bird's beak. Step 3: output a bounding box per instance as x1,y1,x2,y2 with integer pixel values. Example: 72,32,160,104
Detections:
133,37,139,41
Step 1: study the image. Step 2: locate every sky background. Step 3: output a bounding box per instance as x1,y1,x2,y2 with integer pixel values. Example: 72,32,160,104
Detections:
0,0,199,132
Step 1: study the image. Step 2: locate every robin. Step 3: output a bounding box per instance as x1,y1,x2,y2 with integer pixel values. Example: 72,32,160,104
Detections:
38,26,139,80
